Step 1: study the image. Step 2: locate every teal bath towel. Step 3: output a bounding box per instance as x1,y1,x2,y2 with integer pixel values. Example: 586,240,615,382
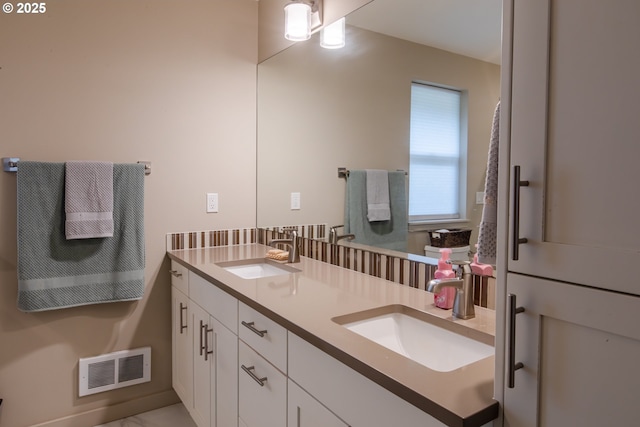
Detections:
17,162,145,312
345,170,408,252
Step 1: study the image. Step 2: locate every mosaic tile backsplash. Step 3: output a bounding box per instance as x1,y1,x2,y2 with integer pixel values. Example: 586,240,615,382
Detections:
166,225,494,308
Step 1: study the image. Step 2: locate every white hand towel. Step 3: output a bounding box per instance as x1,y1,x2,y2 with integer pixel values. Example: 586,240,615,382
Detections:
65,161,114,239
366,169,391,222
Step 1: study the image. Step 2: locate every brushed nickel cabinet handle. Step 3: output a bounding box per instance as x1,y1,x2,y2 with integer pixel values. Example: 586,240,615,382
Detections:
179,303,187,333
241,320,267,337
204,327,214,361
199,320,206,356
512,165,530,261
241,365,267,387
170,270,183,278
508,293,525,388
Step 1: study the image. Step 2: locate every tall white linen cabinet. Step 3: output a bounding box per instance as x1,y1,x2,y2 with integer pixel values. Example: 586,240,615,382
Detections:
497,0,640,425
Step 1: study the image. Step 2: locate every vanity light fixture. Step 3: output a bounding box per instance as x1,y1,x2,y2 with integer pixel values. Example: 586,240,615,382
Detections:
320,17,345,49
284,0,322,41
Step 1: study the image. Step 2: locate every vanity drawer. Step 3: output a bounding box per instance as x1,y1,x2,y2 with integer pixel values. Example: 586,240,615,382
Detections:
238,302,287,373
170,261,189,294
238,340,286,427
189,271,238,333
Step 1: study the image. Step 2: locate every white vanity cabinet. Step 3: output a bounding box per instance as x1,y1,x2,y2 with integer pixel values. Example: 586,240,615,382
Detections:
190,302,213,427
237,302,288,427
500,0,640,425
190,302,239,427
238,341,287,427
503,274,640,426
171,261,192,406
506,0,640,294
171,285,192,407
170,259,494,427
288,333,464,427
287,380,348,427
170,266,238,427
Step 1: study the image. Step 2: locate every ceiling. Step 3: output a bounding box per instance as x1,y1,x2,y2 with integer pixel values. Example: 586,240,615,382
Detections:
347,0,503,65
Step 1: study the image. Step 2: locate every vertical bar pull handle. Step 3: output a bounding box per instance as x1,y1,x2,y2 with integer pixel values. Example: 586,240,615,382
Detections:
512,165,530,260
199,320,206,356
508,293,525,388
179,303,187,333
204,327,214,361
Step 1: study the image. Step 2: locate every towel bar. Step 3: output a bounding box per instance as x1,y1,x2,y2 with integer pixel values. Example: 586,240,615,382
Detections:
2,158,151,175
338,167,407,179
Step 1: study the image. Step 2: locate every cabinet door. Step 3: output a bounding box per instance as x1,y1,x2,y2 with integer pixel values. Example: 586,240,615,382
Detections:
287,380,348,427
508,0,640,293
212,317,238,427
238,341,286,427
504,273,640,426
172,287,193,408
191,303,212,427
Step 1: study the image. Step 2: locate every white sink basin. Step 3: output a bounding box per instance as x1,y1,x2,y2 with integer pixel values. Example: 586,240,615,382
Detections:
217,259,300,280
333,305,493,372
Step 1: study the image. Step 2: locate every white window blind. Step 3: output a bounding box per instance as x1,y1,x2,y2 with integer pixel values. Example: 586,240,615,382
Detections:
409,83,464,221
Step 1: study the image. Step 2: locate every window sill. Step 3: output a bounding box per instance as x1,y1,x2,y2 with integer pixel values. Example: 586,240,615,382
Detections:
408,218,471,233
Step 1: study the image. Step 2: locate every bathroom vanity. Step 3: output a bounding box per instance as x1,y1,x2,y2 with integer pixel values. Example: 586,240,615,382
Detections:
168,244,497,427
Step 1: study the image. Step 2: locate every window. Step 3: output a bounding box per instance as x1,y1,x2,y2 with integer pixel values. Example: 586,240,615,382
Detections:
408,82,466,222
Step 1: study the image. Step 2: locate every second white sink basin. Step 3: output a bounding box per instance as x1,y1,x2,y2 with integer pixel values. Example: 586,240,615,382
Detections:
217,258,300,280
334,305,493,372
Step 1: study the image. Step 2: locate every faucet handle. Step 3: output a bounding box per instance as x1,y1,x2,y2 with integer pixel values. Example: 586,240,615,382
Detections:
448,259,472,277
329,225,344,244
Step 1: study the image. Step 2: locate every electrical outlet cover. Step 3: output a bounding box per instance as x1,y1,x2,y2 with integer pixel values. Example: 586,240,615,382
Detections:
207,193,219,213
291,192,301,210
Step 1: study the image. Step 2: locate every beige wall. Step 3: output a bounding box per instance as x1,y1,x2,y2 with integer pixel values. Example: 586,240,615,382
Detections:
257,26,501,254
0,1,257,426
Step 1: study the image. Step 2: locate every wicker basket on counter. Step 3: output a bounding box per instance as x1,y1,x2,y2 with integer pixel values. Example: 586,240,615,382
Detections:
427,229,472,248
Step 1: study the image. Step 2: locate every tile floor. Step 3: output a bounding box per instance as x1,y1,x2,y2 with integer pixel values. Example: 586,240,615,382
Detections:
94,403,196,427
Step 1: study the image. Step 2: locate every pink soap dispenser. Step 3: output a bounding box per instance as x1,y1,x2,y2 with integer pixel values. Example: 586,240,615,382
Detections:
434,248,456,309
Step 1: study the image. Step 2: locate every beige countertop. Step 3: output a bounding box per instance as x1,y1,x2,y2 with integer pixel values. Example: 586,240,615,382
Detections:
167,244,498,427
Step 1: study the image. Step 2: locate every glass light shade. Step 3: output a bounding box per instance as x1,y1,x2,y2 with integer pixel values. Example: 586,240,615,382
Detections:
284,3,312,41
320,17,345,49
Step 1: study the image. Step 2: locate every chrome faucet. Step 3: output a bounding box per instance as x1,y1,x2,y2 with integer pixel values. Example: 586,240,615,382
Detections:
328,225,355,244
269,230,300,263
427,260,475,320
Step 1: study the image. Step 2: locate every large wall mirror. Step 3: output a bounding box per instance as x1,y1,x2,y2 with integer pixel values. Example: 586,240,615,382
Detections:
257,0,501,256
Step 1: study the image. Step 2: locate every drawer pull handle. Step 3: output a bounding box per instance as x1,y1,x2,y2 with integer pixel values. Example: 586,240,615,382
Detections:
170,270,183,278
241,321,267,337
179,303,187,333
507,293,525,388
241,365,267,387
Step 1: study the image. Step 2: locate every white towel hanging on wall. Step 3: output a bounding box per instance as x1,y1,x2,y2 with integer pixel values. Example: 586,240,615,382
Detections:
366,169,391,222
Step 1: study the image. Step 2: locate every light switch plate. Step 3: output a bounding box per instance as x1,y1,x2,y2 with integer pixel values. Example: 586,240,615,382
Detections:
207,193,219,213
291,192,301,210
476,191,485,205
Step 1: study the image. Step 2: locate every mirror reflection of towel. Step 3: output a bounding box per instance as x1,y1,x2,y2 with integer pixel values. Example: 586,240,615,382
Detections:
366,169,390,222
345,170,407,252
